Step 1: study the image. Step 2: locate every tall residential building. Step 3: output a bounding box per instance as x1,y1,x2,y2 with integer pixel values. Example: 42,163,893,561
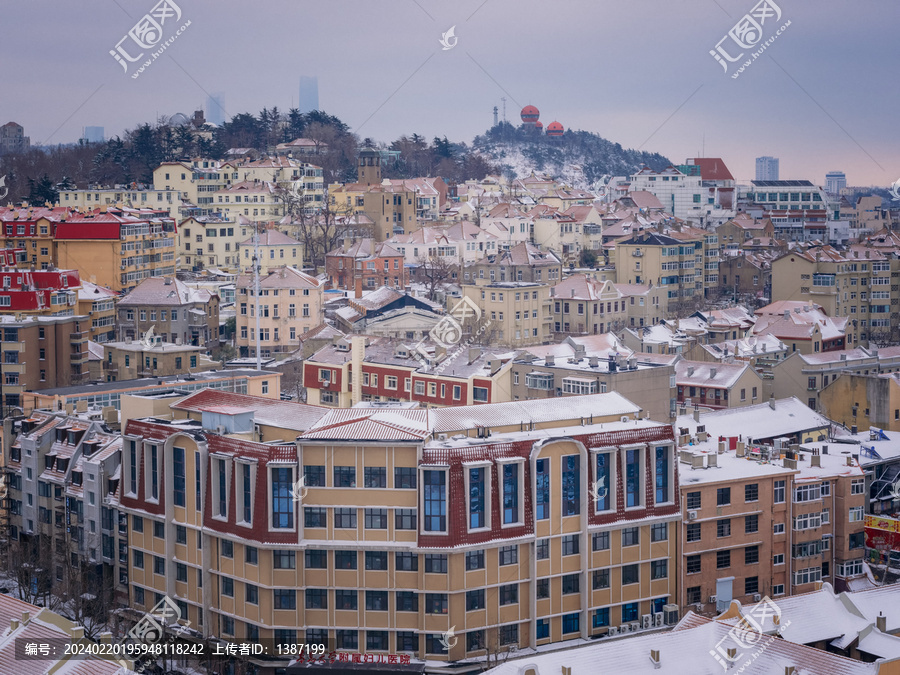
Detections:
206,92,226,126
755,156,779,181
118,392,679,667
82,126,104,143
299,75,319,113
0,121,30,154
826,171,848,195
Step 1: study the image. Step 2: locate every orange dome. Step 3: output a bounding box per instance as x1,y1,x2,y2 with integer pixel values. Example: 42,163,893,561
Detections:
535,120,543,129
546,121,564,136
520,105,540,123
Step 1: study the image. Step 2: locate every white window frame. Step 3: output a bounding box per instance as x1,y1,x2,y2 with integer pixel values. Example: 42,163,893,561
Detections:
211,454,232,522
621,443,646,510
652,442,675,506
267,462,297,533
463,461,492,534
497,457,525,529
419,465,450,536
143,442,160,505
235,458,257,529
589,446,617,514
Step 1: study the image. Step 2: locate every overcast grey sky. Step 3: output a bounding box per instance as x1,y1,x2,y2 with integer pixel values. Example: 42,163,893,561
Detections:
2,0,898,185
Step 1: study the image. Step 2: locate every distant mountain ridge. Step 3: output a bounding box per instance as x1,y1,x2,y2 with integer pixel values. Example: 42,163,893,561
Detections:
472,122,672,188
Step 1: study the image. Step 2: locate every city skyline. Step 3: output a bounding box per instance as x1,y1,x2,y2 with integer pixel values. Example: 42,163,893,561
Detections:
0,1,896,186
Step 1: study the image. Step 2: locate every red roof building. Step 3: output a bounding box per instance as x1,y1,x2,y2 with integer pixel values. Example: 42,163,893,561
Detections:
546,121,565,136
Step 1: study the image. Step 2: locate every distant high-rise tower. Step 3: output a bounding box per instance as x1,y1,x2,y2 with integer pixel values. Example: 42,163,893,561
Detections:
755,156,779,181
825,171,847,194
83,126,104,143
299,76,319,114
206,93,225,126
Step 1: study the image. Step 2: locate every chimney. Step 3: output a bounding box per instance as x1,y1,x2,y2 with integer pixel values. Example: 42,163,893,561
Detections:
693,408,700,423
710,367,717,379
354,276,363,299
21,612,30,626
877,613,887,633
811,454,821,468
468,347,482,364
769,396,775,410
687,366,694,377
546,355,555,366
71,626,84,640
650,649,661,669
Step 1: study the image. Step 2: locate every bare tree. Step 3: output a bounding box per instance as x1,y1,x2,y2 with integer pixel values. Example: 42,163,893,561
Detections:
416,255,456,301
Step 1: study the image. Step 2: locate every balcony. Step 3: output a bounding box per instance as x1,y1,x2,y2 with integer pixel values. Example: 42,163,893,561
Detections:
70,351,88,364
2,362,25,375
69,331,87,342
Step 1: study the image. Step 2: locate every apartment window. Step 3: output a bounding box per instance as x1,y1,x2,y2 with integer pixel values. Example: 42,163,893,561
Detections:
686,523,701,542
499,624,518,646
717,550,731,569
153,556,165,575
562,573,580,594
536,538,549,560
773,523,785,535
425,554,448,574
466,588,485,611
460,550,483,572
745,545,759,565
625,448,641,507
562,535,579,556
717,487,731,506
592,531,610,551
154,521,165,539
364,551,388,571
299,589,324,610
469,467,486,529
132,515,143,533
502,463,520,524
133,550,144,569
304,507,326,528
273,550,296,569
395,508,416,530
241,463,252,524
175,525,186,545
851,479,864,495
651,559,668,580
271,467,294,529
304,549,326,569
536,578,550,600
717,519,731,538
849,506,864,522
172,447,185,507
425,586,448,614
423,470,447,532
622,527,639,547
561,454,580,516
687,555,701,574
618,564,639,585
221,577,234,597
367,591,389,611
215,458,227,517
334,466,356,487
334,508,357,528
593,568,610,589
655,445,670,503
364,508,387,529
745,576,759,595
499,584,518,606
363,466,386,488
651,522,668,542
745,483,758,502
686,491,701,509
335,550,357,569
394,467,417,489
773,553,785,565
535,458,550,520
595,452,612,511
395,591,418,612
221,540,233,558
774,480,785,503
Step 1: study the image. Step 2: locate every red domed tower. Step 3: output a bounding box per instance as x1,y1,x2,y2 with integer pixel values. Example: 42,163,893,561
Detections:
520,105,540,127
534,120,543,132
546,121,564,137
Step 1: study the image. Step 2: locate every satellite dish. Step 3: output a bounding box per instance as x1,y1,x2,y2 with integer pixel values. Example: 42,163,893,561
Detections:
169,112,190,126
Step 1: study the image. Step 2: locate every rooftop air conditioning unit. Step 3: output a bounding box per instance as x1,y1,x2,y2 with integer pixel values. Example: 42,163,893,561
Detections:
621,415,630,423
709,595,717,605
630,622,640,633
607,627,618,637
663,604,679,625
642,614,652,629
654,612,664,627
438,434,447,441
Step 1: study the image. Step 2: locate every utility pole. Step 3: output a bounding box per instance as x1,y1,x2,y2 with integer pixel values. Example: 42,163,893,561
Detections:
252,227,262,370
